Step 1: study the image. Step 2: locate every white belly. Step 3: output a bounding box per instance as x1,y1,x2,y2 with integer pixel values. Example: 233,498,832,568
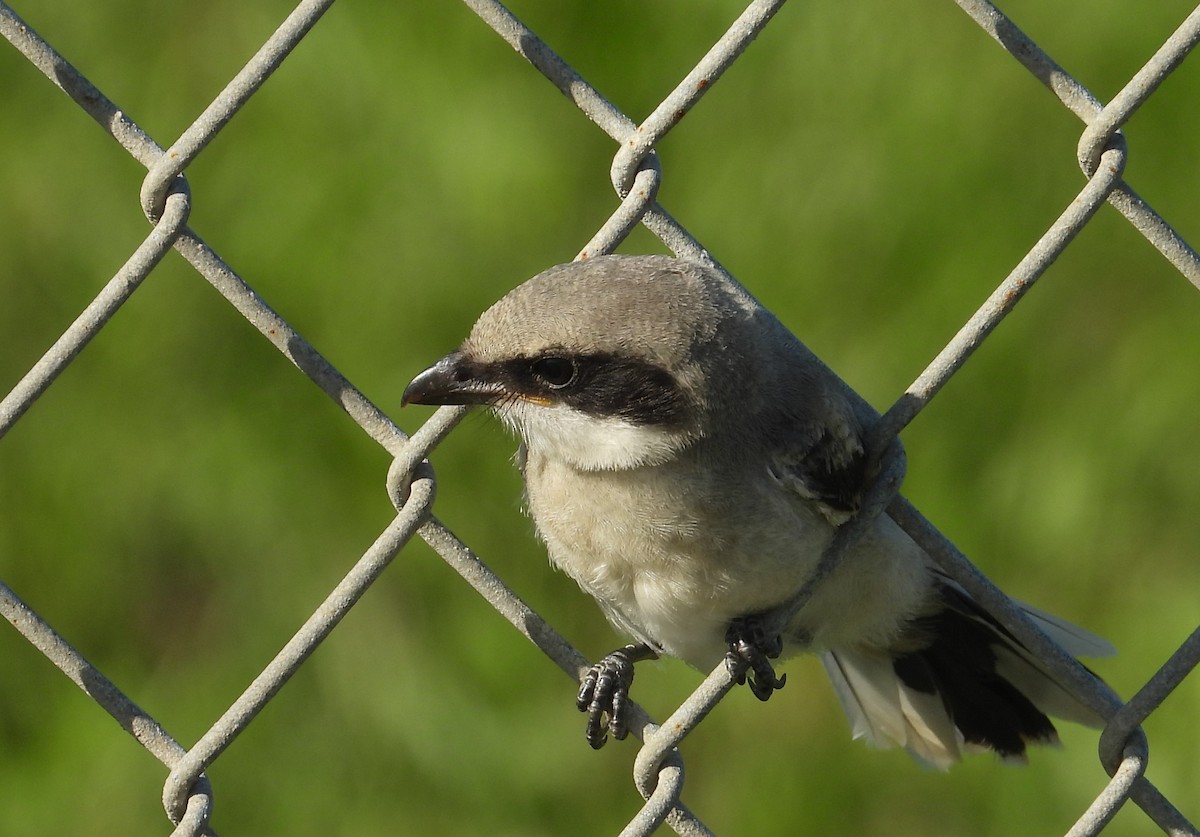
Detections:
523,451,937,670
524,454,831,667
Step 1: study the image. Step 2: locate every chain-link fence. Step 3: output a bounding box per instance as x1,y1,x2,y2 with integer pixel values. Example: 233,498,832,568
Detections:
2,1,1198,834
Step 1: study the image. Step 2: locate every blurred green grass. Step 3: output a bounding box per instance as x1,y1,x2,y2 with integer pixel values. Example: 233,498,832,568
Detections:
1,0,1198,834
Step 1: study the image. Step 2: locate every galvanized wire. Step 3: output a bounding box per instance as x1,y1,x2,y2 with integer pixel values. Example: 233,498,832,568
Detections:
1,0,1199,835
956,0,1200,288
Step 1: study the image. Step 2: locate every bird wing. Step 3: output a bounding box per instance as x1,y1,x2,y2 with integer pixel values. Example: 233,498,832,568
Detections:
767,408,869,526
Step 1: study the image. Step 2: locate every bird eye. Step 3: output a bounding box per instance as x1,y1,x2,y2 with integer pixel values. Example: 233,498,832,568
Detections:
530,356,577,389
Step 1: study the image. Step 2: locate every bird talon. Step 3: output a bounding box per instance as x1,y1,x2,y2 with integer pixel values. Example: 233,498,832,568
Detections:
578,646,643,749
725,652,749,684
748,669,787,701
726,614,787,701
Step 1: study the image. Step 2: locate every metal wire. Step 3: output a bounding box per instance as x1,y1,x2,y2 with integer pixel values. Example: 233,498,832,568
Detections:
1,0,1198,834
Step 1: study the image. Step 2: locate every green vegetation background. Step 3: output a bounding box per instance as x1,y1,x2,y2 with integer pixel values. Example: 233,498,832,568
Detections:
1,1,1197,834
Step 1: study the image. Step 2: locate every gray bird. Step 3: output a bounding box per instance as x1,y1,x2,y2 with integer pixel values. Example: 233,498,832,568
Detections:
403,254,1112,767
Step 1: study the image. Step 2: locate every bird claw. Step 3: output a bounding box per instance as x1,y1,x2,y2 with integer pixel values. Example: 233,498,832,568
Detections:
725,615,787,701
577,648,639,749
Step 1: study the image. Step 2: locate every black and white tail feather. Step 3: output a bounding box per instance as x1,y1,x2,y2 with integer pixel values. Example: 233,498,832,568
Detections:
821,578,1115,770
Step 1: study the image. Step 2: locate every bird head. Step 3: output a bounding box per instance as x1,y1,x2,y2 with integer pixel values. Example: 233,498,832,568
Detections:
402,255,767,470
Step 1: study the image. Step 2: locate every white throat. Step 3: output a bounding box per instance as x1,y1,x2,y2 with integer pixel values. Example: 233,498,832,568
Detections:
496,401,692,471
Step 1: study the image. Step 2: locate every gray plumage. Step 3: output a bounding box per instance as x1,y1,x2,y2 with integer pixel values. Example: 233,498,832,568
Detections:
404,254,1113,767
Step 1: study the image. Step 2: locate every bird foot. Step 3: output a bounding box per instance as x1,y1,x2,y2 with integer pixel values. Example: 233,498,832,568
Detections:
577,644,654,749
725,615,787,701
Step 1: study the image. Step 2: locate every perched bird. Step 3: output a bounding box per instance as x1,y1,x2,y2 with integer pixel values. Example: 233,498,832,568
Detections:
402,254,1112,767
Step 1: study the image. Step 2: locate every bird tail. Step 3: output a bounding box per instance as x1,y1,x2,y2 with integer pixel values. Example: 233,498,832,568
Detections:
819,583,1114,770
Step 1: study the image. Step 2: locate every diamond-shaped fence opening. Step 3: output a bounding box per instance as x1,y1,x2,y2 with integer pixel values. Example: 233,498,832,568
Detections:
1,1,1198,834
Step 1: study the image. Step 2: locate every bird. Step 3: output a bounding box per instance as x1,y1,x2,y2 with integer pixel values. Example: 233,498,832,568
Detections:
402,253,1113,767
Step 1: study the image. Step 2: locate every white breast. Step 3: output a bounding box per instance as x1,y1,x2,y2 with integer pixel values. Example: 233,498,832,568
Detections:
520,449,843,668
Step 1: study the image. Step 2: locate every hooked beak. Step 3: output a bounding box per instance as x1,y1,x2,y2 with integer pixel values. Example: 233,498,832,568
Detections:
402,351,505,407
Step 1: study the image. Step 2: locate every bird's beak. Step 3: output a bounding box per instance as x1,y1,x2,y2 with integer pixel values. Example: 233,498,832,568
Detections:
402,351,504,407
